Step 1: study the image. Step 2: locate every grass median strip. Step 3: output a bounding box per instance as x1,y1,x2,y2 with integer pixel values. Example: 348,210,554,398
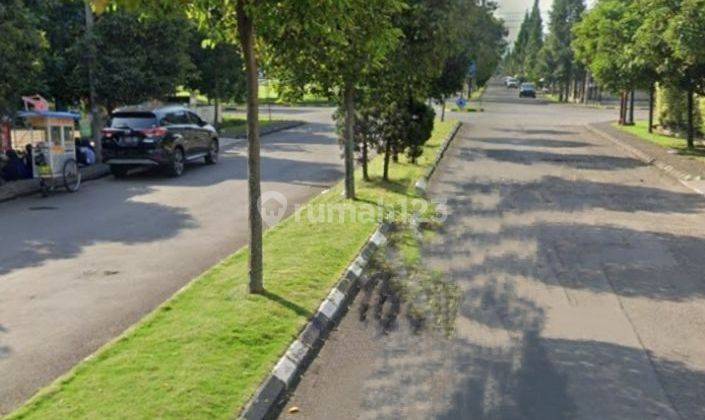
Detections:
219,118,292,138
9,120,459,420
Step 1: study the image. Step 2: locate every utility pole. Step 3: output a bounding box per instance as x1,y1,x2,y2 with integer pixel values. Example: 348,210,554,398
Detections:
85,1,102,162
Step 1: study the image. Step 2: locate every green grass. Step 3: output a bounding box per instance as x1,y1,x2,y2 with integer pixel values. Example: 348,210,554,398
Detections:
615,120,705,161
9,120,459,420
257,80,334,107
469,86,486,101
543,93,560,102
218,118,295,138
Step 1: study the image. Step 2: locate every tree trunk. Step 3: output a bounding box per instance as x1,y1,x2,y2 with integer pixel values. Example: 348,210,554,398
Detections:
648,84,655,133
343,81,356,200
214,96,220,129
383,138,391,181
237,0,263,293
619,91,626,125
214,59,221,128
362,137,369,181
627,89,635,125
440,96,445,122
687,87,695,150
84,2,102,162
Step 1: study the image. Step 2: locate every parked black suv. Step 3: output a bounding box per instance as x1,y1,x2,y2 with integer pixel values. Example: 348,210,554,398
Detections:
101,105,219,177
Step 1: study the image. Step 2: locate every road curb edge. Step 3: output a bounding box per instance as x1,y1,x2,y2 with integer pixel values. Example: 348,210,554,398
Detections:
415,121,462,195
585,124,705,195
239,222,391,420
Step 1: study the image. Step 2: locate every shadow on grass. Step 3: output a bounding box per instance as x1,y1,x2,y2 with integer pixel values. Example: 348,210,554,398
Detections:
259,290,314,319
361,176,413,198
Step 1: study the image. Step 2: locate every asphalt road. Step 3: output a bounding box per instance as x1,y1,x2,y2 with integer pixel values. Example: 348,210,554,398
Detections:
281,84,705,419
0,107,341,414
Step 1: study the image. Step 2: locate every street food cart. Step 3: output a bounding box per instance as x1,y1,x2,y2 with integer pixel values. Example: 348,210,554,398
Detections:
17,110,81,196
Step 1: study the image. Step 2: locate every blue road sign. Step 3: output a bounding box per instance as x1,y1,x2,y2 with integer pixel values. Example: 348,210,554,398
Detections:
456,97,468,109
469,61,477,78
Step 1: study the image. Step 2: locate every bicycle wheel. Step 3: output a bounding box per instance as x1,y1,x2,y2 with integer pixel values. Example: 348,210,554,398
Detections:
63,159,81,193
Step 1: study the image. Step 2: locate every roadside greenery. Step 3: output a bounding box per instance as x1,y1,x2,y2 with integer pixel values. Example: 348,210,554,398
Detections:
509,0,705,150
218,117,288,138
0,0,44,116
504,0,544,83
616,121,705,161
4,0,504,294
8,119,458,420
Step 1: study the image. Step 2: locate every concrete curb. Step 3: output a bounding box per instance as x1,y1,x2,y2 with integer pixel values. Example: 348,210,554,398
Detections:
586,124,705,199
586,124,701,182
239,223,391,420
222,121,306,140
0,164,109,203
415,122,462,195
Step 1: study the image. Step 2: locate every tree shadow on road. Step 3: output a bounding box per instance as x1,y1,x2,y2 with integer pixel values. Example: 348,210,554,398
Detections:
0,130,343,276
442,175,705,215
474,137,591,149
495,128,579,136
0,325,9,360
459,148,646,171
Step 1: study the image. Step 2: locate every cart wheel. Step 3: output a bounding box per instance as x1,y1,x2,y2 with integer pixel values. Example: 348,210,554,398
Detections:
63,159,81,193
39,179,51,198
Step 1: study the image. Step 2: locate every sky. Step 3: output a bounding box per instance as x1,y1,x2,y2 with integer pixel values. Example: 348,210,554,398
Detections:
494,0,596,43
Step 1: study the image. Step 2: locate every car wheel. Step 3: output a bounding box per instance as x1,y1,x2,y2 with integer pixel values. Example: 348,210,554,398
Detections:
110,165,129,178
205,139,219,165
168,147,185,177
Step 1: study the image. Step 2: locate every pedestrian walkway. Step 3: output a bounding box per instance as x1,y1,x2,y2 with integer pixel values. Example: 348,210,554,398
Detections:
591,121,705,181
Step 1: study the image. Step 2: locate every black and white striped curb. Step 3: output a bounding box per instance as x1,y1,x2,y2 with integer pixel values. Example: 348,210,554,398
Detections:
240,223,391,420
415,122,462,195
221,121,305,140
586,124,705,193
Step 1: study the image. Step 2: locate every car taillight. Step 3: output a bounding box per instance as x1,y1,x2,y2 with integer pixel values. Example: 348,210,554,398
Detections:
140,127,168,138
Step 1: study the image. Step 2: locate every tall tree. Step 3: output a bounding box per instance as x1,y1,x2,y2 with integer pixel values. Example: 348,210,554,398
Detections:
572,0,657,125
84,9,193,112
543,0,585,101
635,0,705,148
465,0,507,87
430,54,469,121
506,1,542,81
29,0,86,109
261,0,403,200
524,0,544,82
0,0,45,116
187,30,246,125
98,0,401,292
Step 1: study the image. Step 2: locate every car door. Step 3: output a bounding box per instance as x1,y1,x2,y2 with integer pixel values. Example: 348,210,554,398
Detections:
187,111,209,153
173,110,199,157
162,111,186,152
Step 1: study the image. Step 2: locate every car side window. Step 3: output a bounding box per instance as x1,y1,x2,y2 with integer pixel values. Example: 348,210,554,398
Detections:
161,113,176,126
187,112,203,126
162,111,188,126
